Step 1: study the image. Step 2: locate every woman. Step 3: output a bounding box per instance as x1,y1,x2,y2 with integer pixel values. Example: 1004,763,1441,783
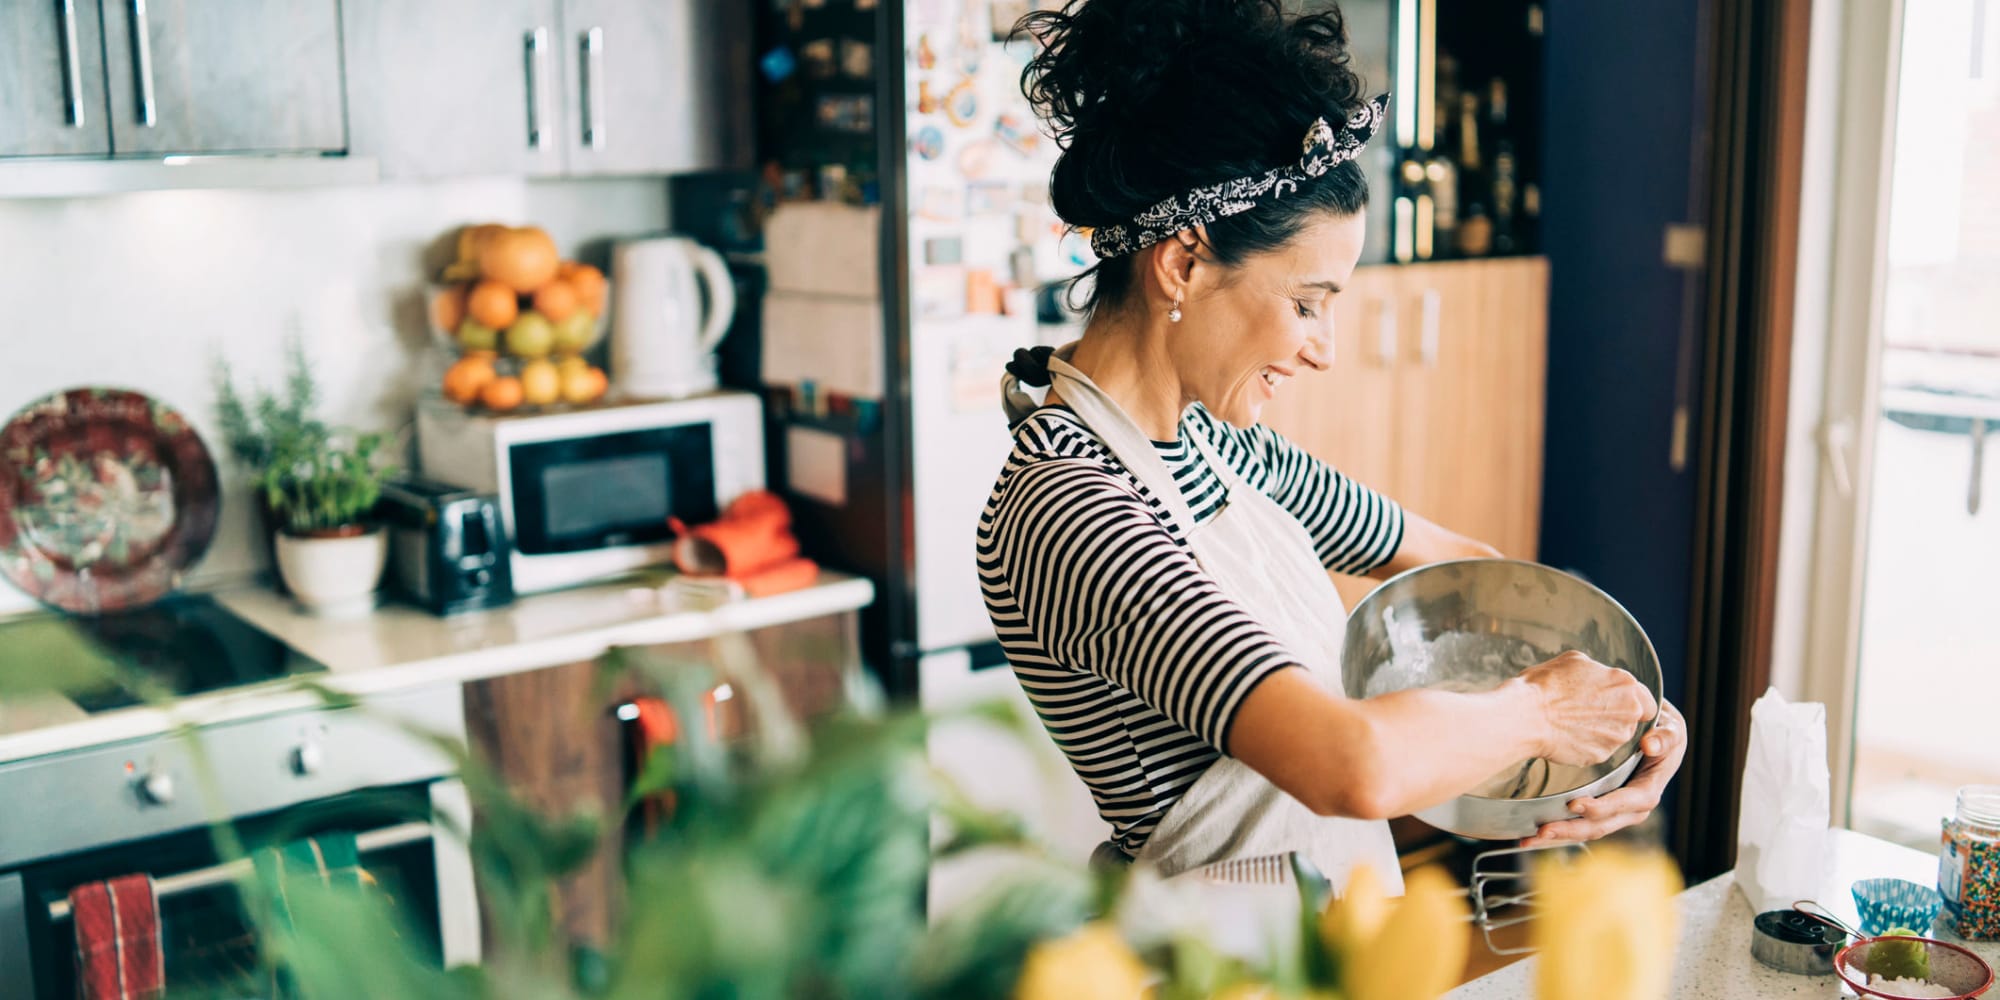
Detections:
981,0,1688,888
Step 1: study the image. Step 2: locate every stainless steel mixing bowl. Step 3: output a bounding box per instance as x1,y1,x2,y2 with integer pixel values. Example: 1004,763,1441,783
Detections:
1340,559,1663,840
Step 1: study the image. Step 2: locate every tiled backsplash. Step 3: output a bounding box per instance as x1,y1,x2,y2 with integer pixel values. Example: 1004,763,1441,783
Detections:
0,177,670,613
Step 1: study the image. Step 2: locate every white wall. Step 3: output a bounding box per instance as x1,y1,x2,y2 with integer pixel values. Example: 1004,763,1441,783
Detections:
0,177,669,614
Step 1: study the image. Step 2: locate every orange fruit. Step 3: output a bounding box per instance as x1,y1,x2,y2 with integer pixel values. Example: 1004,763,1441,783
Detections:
533,279,580,322
519,358,561,406
479,375,524,412
441,352,497,403
431,284,468,333
467,280,519,329
457,223,509,265
481,227,561,293
565,264,607,313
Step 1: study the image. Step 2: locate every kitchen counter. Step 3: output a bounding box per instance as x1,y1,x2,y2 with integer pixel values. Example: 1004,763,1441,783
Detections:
0,571,873,764
1446,828,1999,998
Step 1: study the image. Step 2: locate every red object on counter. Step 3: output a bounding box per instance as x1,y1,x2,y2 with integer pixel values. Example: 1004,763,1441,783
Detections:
69,873,164,1000
668,490,818,595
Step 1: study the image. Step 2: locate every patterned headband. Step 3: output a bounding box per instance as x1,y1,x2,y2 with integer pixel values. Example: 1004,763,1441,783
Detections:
1086,93,1392,260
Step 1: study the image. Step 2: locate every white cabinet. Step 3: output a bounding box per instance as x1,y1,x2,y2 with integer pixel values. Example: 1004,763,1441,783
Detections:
344,0,752,180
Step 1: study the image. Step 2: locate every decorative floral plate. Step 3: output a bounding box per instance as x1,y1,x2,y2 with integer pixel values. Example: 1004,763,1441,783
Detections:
0,388,220,614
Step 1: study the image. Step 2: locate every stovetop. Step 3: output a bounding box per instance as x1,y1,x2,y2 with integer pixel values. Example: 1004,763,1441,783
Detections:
0,593,324,714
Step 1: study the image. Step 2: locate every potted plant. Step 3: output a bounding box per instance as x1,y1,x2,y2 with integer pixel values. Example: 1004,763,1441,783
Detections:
217,345,396,615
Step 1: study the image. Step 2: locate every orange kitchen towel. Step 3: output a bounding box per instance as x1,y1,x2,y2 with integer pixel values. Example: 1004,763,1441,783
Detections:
69,873,164,1000
670,490,808,580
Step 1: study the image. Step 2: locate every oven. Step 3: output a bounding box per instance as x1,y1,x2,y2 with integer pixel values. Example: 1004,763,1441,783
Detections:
0,684,478,999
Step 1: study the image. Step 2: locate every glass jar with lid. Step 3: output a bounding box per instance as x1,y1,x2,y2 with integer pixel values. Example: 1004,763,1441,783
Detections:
1940,785,2000,940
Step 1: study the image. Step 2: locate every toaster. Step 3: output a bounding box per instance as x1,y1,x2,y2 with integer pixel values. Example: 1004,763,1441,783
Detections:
375,478,514,616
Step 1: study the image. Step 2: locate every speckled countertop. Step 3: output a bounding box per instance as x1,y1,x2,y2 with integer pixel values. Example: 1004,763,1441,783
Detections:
1447,828,1999,998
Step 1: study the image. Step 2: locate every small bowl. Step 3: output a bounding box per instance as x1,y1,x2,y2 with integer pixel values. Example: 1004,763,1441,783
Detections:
1836,935,1994,999
1854,878,1945,937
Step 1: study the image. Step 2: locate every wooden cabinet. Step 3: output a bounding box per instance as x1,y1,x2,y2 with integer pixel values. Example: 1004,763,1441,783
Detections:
1262,257,1548,567
343,0,566,179
461,609,862,951
100,0,345,155
0,0,111,157
344,0,752,180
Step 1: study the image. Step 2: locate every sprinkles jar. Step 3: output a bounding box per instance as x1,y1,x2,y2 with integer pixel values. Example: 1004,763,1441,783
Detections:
1940,785,2000,940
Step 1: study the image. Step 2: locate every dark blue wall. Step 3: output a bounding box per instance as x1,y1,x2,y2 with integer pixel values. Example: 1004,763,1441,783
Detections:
1538,0,1707,712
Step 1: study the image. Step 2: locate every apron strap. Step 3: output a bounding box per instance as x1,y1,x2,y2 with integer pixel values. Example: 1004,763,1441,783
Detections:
1043,351,1207,543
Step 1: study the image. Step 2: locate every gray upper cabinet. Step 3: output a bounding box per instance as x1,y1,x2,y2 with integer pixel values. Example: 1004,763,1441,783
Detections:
344,0,567,179
101,0,345,156
557,0,750,176
0,0,111,157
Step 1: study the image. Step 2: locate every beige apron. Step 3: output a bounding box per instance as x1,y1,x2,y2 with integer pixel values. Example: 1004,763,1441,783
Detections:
1017,349,1402,895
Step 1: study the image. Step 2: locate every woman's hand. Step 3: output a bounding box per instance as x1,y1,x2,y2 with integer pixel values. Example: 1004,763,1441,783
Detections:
1519,651,1657,766
1520,700,1688,848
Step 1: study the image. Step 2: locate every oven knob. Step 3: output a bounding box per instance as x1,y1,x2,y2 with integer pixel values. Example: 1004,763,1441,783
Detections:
136,769,175,805
292,740,324,776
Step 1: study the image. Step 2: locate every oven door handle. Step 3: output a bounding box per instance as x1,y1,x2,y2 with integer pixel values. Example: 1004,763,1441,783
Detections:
47,821,433,922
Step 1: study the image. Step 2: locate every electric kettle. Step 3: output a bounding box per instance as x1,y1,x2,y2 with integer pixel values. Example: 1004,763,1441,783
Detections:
609,235,737,398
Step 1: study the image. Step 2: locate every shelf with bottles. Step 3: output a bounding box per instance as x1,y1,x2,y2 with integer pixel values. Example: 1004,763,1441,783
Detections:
1381,0,1545,264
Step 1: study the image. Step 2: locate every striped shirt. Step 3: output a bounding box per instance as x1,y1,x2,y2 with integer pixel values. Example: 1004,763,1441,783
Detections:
976,404,1405,854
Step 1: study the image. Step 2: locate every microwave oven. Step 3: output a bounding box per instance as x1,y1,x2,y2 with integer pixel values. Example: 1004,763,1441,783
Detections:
415,392,765,594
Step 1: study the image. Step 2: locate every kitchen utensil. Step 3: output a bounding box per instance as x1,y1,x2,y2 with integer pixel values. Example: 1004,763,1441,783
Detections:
1462,841,1592,956
0,388,219,614
610,235,737,399
1855,878,1945,937
1340,559,1663,839
1751,908,1846,975
1835,936,1994,998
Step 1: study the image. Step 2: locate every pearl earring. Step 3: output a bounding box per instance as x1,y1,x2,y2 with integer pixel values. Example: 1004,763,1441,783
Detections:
1168,295,1183,323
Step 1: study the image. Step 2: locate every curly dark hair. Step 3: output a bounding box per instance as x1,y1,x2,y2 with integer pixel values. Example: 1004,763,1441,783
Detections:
1018,0,1372,316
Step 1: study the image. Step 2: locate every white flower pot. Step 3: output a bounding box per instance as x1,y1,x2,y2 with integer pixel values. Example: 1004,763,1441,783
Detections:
273,527,387,618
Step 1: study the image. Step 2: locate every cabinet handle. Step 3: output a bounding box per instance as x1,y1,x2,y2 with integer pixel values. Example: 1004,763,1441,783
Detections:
524,27,547,149
1419,288,1441,367
59,0,85,127
1374,298,1398,367
580,26,604,149
128,0,156,127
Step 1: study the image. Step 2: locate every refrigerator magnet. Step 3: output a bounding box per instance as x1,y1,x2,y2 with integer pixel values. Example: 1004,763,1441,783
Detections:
916,80,942,116
944,78,979,127
917,185,962,220
966,182,1011,216
924,236,965,266
965,269,1005,315
994,113,1041,156
956,139,1000,178
911,126,946,161
916,267,968,320
914,34,938,71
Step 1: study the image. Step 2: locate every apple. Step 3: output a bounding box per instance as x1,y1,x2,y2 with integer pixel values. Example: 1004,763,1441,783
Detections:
456,318,499,352
505,311,556,359
552,310,597,353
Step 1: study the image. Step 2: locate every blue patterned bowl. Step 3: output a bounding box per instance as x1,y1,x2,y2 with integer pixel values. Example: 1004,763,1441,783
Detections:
1852,877,1943,936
